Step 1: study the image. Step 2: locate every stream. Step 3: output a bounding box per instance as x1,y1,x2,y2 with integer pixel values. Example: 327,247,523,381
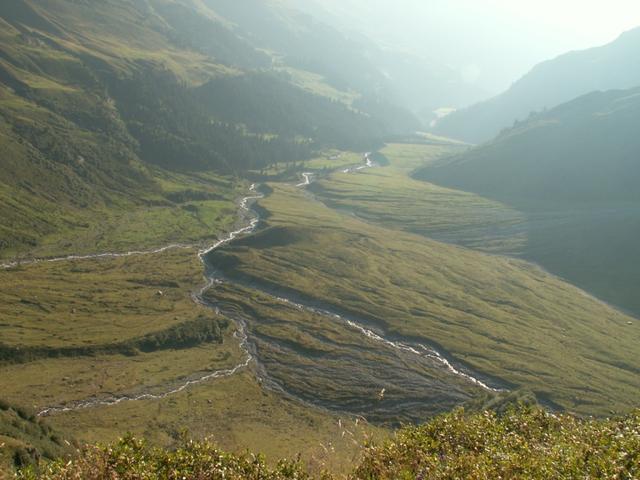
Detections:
34,154,500,418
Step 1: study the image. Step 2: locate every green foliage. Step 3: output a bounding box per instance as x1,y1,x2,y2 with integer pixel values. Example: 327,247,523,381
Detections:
16,435,313,480
354,407,640,479
12,408,640,479
41,436,317,480
0,400,72,473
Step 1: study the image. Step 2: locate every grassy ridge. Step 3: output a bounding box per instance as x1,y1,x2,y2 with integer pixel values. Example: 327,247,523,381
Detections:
209,165,640,417
0,314,226,365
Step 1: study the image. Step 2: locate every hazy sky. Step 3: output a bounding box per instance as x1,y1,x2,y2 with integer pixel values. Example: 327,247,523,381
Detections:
304,0,640,94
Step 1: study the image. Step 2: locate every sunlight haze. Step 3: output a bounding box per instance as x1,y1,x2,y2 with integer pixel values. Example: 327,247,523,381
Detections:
299,0,640,94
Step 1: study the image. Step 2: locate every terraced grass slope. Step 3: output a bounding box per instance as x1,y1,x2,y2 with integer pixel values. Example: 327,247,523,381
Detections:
209,172,640,417
0,250,236,408
0,246,382,475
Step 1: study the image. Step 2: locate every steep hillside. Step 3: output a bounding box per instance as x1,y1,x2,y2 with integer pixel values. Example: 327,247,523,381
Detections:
284,0,489,122
0,0,420,258
422,88,640,204
433,27,640,143
418,88,640,317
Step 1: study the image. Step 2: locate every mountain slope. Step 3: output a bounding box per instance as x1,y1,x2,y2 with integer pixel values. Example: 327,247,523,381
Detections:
433,27,640,143
0,399,72,472
0,0,421,259
284,0,489,121
421,87,640,204
418,88,640,317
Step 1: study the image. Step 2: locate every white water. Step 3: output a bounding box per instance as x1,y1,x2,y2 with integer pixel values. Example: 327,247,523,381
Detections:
38,329,252,416
1,244,194,270
31,167,498,417
271,292,498,392
342,152,374,173
1,186,268,271
296,172,313,187
343,320,497,391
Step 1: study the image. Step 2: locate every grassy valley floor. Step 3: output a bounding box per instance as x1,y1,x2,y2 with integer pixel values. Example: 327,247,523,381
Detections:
0,170,384,474
310,143,527,255
2,143,639,476
208,144,640,418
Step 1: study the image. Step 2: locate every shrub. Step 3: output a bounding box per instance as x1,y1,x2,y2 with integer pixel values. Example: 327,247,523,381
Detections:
14,407,640,479
17,435,314,480
353,406,640,479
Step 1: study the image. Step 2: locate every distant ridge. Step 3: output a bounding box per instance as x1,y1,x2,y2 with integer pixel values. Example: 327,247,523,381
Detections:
420,87,640,204
433,27,640,143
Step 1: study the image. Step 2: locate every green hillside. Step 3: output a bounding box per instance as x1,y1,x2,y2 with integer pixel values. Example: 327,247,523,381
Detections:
418,88,640,317
423,88,640,204
0,0,419,259
2,2,640,478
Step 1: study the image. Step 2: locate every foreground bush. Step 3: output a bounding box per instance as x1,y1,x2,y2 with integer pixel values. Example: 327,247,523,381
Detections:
16,436,315,480
354,407,640,479
15,407,640,479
